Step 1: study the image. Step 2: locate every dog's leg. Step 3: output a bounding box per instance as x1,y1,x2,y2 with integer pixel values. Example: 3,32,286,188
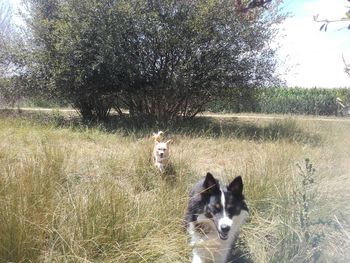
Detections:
155,162,164,172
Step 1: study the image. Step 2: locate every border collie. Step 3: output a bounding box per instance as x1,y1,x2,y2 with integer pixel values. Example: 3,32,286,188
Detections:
185,172,249,263
152,131,171,172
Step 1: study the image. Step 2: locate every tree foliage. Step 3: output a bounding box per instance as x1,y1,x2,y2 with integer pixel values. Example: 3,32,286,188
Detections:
0,0,25,106
20,0,284,121
0,0,12,76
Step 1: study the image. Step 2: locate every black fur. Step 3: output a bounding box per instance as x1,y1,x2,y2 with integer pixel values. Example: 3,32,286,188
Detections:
184,172,248,228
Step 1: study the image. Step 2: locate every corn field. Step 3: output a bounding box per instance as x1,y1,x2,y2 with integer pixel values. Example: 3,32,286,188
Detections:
208,87,350,115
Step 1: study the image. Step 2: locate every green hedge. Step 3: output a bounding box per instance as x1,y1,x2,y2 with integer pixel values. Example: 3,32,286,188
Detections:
208,87,350,116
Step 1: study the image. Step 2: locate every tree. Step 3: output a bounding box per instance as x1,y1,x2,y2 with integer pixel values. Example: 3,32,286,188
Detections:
18,0,64,105
21,0,285,121
21,0,122,119
112,0,284,120
0,0,24,106
0,0,12,76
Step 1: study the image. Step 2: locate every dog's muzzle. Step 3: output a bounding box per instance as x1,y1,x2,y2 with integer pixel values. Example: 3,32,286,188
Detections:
219,224,231,240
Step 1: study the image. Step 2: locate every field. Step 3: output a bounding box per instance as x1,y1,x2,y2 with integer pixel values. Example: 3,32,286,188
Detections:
0,109,349,263
208,87,350,115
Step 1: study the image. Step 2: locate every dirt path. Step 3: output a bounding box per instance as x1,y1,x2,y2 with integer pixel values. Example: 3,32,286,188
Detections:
2,107,350,122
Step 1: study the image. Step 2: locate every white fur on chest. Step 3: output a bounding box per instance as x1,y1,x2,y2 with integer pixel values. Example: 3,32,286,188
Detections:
188,211,248,263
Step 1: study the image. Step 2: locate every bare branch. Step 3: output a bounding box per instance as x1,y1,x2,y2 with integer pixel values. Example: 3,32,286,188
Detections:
342,54,350,78
235,0,273,13
313,2,350,31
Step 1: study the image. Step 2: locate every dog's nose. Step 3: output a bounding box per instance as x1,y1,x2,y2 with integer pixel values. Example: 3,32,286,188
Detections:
220,224,230,233
160,153,164,158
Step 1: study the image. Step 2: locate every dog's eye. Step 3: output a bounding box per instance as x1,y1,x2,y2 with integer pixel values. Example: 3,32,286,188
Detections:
227,205,240,215
209,203,221,213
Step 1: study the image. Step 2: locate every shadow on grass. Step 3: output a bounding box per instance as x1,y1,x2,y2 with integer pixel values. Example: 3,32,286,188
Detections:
0,109,322,145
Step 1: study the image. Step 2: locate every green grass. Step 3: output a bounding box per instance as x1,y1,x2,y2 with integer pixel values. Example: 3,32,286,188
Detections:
0,110,349,262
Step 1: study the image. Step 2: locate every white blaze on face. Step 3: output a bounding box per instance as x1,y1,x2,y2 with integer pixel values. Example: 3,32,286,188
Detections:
218,189,233,229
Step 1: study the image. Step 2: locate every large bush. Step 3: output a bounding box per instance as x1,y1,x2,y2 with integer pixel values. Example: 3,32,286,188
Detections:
19,0,284,121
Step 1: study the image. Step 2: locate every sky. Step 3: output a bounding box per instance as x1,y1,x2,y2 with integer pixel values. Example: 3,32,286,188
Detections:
277,0,350,87
6,0,350,88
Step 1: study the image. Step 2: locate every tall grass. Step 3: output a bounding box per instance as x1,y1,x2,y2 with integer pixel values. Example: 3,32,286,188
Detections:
0,111,349,262
0,144,66,262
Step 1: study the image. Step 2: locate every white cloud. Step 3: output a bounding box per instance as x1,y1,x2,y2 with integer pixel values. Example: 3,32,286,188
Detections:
277,0,350,88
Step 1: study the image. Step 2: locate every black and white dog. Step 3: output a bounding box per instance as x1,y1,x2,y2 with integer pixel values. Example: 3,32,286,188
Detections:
185,173,249,263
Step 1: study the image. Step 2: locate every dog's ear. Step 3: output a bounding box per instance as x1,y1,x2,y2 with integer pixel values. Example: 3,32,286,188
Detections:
153,131,163,143
203,172,219,193
227,176,244,199
165,139,172,145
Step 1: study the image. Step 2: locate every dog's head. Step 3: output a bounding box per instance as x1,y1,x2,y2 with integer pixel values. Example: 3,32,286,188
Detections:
153,131,171,159
201,172,248,240
154,140,172,159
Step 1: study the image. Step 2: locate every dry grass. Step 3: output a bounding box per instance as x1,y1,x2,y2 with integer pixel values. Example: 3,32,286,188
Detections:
0,110,349,262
